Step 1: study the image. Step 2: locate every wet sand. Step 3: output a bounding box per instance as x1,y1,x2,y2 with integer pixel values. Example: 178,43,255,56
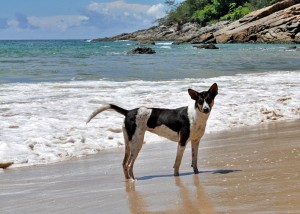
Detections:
1,120,299,213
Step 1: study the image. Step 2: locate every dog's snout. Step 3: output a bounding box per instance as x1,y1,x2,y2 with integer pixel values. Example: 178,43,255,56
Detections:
202,100,211,114
202,107,210,113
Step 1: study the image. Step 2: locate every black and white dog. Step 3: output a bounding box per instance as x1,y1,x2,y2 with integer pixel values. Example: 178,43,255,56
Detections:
86,83,218,180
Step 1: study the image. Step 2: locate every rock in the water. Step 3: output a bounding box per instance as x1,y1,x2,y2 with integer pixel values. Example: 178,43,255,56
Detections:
287,45,300,50
127,47,156,54
193,44,219,49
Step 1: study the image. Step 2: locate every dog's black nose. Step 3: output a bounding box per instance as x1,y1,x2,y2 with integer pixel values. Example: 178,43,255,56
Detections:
202,108,210,113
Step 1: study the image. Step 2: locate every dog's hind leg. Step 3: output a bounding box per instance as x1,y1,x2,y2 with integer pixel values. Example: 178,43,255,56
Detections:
122,125,131,179
128,142,143,180
128,129,146,180
126,107,151,180
191,139,200,174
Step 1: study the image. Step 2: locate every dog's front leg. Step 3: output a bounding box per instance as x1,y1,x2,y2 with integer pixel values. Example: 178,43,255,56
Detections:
173,132,189,176
191,139,200,174
173,144,186,176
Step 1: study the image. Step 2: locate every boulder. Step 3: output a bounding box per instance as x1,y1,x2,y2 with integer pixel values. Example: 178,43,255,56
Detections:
191,33,216,44
287,45,300,50
193,44,219,49
127,47,156,54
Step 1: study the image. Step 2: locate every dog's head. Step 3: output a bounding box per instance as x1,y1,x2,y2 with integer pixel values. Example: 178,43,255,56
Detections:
188,83,218,114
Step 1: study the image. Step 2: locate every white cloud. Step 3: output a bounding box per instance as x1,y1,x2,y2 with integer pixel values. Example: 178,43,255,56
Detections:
6,13,89,32
86,1,166,21
147,3,165,19
0,1,167,39
87,1,150,15
7,19,19,29
27,15,89,31
83,0,166,36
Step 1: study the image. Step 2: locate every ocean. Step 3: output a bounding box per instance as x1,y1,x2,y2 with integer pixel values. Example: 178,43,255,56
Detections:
0,40,299,167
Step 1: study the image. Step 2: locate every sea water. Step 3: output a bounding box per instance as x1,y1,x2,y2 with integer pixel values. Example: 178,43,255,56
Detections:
0,40,299,167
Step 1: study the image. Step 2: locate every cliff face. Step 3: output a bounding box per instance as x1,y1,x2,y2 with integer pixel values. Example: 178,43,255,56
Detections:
214,0,300,43
92,0,300,44
91,21,230,43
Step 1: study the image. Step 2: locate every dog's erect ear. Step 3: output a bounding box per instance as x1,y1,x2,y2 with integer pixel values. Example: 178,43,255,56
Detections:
208,83,218,98
188,88,199,100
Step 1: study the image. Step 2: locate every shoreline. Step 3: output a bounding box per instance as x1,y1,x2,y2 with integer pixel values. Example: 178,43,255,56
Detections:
1,69,300,169
4,117,299,170
1,119,299,213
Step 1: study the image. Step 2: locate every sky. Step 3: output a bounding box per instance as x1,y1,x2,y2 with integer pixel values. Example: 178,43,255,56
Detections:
0,0,183,40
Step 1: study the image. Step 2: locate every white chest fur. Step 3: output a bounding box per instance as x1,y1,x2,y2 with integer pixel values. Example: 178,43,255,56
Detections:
187,104,209,141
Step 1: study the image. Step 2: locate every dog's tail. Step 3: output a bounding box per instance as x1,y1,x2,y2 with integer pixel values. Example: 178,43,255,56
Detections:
86,104,128,124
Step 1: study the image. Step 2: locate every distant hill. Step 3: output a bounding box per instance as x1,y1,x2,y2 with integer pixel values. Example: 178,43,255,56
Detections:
92,0,300,44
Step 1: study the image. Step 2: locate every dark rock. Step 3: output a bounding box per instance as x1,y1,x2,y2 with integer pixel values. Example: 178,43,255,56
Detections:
193,44,219,49
287,45,300,50
127,47,156,54
191,32,215,44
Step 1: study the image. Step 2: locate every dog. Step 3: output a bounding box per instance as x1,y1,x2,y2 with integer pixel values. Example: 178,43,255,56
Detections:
86,83,218,180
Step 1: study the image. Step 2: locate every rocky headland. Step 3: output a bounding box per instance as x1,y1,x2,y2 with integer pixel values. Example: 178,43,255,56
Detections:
92,0,300,44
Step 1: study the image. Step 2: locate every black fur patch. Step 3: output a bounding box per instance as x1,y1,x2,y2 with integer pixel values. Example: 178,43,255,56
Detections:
147,107,190,146
124,108,138,141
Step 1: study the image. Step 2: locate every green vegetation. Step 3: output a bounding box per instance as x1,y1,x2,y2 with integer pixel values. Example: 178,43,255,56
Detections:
158,0,283,26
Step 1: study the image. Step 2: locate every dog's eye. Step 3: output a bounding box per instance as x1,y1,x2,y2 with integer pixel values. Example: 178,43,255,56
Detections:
198,98,204,104
206,98,212,104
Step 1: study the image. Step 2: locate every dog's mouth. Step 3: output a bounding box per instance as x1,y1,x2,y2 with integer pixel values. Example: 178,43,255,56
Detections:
197,106,210,114
197,104,210,114
201,105,211,114
202,109,210,114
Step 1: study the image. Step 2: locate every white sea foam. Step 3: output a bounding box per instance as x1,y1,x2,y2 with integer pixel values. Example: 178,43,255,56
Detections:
156,41,173,45
159,46,172,49
1,71,299,167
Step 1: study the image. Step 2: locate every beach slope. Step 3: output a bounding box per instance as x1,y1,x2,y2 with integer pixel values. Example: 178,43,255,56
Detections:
0,120,299,213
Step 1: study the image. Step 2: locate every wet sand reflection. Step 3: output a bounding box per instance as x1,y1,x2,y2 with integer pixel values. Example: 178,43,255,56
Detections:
125,174,216,213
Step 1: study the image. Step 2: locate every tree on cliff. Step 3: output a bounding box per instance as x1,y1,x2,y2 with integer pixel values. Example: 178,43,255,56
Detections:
159,0,283,26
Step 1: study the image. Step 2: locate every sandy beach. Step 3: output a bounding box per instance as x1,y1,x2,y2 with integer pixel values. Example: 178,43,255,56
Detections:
1,120,299,214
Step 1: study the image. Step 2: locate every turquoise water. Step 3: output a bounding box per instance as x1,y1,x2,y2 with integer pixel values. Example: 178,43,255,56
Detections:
0,40,300,83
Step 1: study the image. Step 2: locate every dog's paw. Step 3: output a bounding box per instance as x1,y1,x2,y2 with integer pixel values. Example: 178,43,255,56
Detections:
194,170,200,174
126,178,137,182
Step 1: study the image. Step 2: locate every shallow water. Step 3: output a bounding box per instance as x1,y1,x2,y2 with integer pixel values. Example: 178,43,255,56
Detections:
1,40,300,83
0,40,299,167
